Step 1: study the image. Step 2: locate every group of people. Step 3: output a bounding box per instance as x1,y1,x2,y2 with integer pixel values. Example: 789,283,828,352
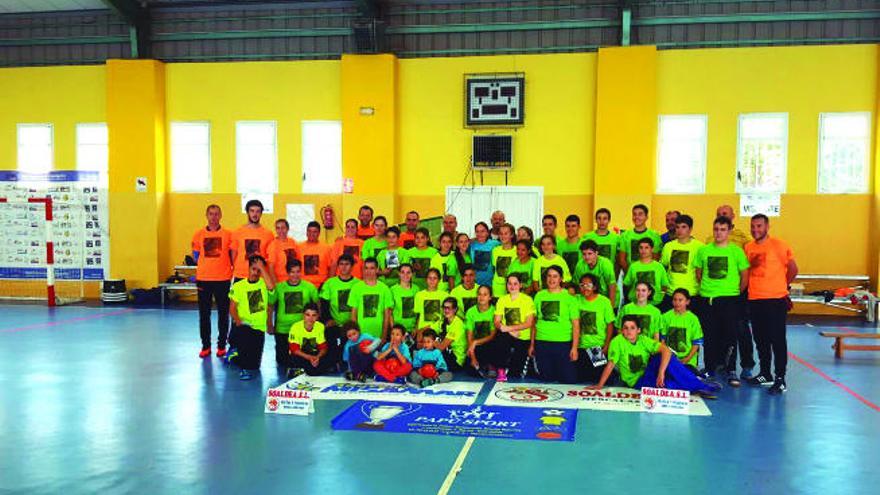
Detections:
190,200,797,396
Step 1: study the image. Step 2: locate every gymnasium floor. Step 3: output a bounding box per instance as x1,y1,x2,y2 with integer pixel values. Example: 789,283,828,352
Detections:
0,304,877,495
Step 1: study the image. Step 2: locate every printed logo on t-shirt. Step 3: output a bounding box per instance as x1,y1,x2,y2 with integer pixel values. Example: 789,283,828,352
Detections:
302,336,318,355
541,300,560,322
580,311,597,335
629,354,646,374
462,297,477,313
474,250,491,271
504,307,522,326
495,256,512,277
636,270,656,289
304,255,319,275
597,244,611,260
362,294,379,318
562,252,579,273
472,320,491,339
283,291,304,314
338,289,352,312
666,326,687,353
401,296,415,319
630,239,642,261
344,245,360,260
284,249,297,269
412,258,430,278
203,237,222,258
636,315,652,334
247,289,264,314
245,239,261,257
424,299,441,322
670,250,689,274
749,252,767,278
707,256,729,280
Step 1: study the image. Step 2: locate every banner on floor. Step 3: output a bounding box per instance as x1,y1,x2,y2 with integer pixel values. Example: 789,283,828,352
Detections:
331,400,577,442
640,387,691,415
484,384,712,416
280,375,482,405
264,387,314,416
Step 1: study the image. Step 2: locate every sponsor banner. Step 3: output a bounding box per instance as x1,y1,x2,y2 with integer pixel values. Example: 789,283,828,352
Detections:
485,384,711,416
280,375,482,405
331,401,577,442
264,387,314,416
640,387,691,415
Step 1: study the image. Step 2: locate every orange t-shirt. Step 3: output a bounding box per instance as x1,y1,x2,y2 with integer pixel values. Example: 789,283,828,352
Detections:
357,224,375,240
399,230,417,249
267,237,299,283
298,241,333,288
744,237,794,300
231,225,275,279
191,227,233,281
332,237,364,279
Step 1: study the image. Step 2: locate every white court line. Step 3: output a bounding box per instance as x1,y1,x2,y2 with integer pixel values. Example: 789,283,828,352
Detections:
437,436,475,495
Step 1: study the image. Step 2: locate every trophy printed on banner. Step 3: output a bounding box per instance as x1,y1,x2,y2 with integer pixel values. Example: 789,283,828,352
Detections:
356,403,421,430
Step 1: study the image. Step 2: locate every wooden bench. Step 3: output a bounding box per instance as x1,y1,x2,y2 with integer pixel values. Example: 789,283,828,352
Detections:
158,282,197,306
819,331,880,358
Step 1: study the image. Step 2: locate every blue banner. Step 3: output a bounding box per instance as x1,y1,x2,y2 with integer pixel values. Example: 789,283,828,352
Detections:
331,400,577,442
0,170,100,182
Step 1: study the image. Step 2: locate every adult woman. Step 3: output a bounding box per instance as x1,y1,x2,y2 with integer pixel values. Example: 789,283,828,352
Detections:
453,232,472,277
531,234,572,293
490,223,517,297
531,266,579,383
361,216,388,261
494,274,536,381
508,239,536,295
430,232,459,291
573,273,616,383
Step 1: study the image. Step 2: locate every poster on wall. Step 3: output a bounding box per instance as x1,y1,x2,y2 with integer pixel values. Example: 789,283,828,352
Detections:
740,194,780,217
0,170,110,280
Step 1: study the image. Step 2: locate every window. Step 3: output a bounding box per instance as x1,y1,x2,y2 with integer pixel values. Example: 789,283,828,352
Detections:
17,123,53,173
76,123,108,173
170,122,212,192
301,121,342,194
818,112,871,194
736,113,788,194
656,115,707,193
236,121,277,193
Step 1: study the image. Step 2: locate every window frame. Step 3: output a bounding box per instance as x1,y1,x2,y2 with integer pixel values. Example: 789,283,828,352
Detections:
75,122,109,174
817,111,872,194
655,114,708,194
235,120,278,194
735,112,789,194
301,120,343,194
17,122,54,173
170,121,213,193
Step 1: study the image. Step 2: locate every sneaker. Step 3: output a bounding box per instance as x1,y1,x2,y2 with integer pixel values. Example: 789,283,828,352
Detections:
287,368,305,380
486,367,498,379
215,348,227,358
496,368,508,382
747,373,774,387
199,348,211,359
695,389,718,400
344,371,356,381
420,378,436,388
768,377,787,395
726,371,741,387
356,373,369,383
239,370,253,381
739,368,754,381
225,347,238,365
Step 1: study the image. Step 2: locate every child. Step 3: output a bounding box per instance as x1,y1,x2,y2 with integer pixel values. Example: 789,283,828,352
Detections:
373,324,413,383
574,273,616,384
414,268,449,343
435,297,467,371
408,227,438,290
531,235,572,292
228,255,276,381
617,281,662,340
361,216,388,261
466,285,503,379
450,264,478,319
494,274,536,381
508,240,536,294
342,321,379,382
409,329,454,388
390,264,419,344
269,259,319,367
469,222,500,287
430,232,460,291
590,315,719,397
623,238,669,306
660,289,704,374
490,223,517,297
377,227,410,287
531,266,579,384
287,303,329,378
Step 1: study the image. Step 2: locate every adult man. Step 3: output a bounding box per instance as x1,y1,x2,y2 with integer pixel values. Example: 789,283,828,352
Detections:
490,210,506,240
582,208,619,267
356,205,375,240
557,214,584,275
744,214,798,395
319,254,361,369
617,204,662,273
694,216,749,386
573,240,617,305
191,204,233,358
659,214,703,312
298,221,333,288
660,210,681,244
399,210,420,249
231,199,275,281
705,204,751,248
349,258,393,340
538,214,558,250
442,214,459,237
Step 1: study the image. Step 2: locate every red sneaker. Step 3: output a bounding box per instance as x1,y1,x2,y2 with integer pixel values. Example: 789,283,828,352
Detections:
216,348,227,358
199,348,211,358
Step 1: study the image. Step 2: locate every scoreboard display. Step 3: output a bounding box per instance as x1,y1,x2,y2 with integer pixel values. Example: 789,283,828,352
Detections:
465,75,524,126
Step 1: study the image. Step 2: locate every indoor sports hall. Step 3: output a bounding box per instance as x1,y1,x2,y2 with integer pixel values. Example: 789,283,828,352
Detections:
1,1,878,494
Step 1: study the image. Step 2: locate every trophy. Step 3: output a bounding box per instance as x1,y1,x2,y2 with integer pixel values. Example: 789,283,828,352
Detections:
357,403,420,430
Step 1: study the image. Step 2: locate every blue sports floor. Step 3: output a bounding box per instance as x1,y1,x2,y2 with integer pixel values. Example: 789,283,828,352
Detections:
1,304,878,495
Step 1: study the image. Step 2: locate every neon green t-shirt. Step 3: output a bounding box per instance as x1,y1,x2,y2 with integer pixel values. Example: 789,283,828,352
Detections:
695,243,749,298
508,256,535,288
660,239,704,296
361,237,388,261
414,288,449,331
533,289,578,343
348,280,393,338
430,252,460,292
376,247,410,287
287,320,326,355
617,302,662,339
618,228,663,263
440,317,467,366
407,246,438,290
582,230,620,264
494,293,535,341
573,256,616,299
229,278,273,332
623,260,669,306
574,294,616,349
660,309,704,367
555,236,583,276
390,284,419,332
465,304,496,340
491,245,517,296
270,279,318,333
531,254,572,290
319,276,360,324
608,334,660,387
450,284,478,319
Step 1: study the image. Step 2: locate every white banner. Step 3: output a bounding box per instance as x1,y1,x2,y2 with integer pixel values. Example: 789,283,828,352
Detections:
485,383,711,416
640,387,691,415
280,375,482,405
265,387,314,416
